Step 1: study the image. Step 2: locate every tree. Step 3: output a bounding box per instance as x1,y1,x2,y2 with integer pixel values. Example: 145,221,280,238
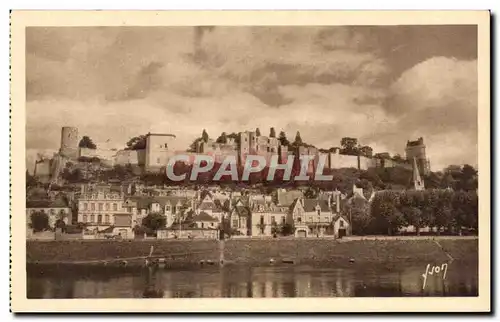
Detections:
269,127,276,138
373,152,389,160
30,211,50,232
304,187,318,199
359,146,373,158
78,136,97,149
345,196,371,235
142,213,167,232
202,129,209,143
187,137,203,152
278,131,290,147
340,137,358,156
26,170,37,188
125,135,147,150
256,222,266,235
370,191,405,235
216,132,228,144
255,128,261,136
280,222,295,236
271,221,279,236
401,206,422,235
293,131,303,146
54,219,67,232
62,168,85,183
457,164,478,191
452,190,468,235
431,190,454,234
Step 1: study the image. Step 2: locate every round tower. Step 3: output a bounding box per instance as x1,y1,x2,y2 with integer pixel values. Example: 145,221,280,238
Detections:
60,126,79,159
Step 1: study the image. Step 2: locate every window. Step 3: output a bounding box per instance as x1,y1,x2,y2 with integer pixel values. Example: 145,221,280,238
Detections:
201,223,204,228
260,215,264,225
298,217,302,223
340,220,344,228
98,203,103,211
232,219,238,228
98,215,102,224
113,203,117,211
271,216,275,225
83,203,88,211
166,205,171,212
83,215,87,222
105,203,110,211
317,209,321,216
50,209,55,215
105,214,110,223
325,216,329,222
90,215,95,222
157,158,161,164
176,206,181,214
91,203,95,211
281,216,286,224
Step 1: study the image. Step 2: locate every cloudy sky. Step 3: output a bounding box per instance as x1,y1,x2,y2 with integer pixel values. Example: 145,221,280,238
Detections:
26,25,478,172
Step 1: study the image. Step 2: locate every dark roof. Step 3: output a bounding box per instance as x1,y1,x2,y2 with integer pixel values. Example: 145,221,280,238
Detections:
333,214,350,224
193,212,218,222
302,199,330,212
198,202,214,211
213,199,226,212
199,190,212,200
232,205,250,217
125,196,188,209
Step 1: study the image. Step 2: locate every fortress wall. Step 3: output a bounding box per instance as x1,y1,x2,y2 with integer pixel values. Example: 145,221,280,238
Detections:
329,153,359,169
359,156,376,170
79,148,117,161
34,160,51,177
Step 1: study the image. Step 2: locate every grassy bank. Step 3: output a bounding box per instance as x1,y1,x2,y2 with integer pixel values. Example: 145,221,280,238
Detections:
26,237,478,268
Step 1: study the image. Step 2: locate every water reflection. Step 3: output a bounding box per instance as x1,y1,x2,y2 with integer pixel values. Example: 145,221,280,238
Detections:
27,263,478,299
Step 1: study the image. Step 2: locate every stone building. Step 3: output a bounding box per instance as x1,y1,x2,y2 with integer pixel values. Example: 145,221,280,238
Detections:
26,197,72,229
76,185,126,230
405,137,431,176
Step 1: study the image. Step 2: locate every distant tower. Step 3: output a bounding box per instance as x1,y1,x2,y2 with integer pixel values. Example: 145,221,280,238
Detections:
59,126,79,159
405,137,430,176
412,157,425,191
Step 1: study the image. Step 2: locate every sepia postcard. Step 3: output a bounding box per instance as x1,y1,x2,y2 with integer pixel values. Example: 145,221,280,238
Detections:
10,10,490,313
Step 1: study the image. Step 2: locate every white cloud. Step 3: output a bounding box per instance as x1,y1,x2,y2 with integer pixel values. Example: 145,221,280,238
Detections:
381,56,478,170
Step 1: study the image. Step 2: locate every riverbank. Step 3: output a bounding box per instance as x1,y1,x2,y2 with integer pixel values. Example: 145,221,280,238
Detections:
26,237,478,269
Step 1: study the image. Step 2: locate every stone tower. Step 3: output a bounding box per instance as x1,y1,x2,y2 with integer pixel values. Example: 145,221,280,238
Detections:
144,133,176,172
412,157,425,191
405,137,430,176
59,126,79,159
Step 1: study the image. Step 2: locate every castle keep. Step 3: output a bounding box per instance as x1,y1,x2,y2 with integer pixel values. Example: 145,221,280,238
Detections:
405,137,431,176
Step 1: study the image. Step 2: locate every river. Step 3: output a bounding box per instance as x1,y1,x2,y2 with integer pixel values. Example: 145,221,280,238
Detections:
27,262,478,298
